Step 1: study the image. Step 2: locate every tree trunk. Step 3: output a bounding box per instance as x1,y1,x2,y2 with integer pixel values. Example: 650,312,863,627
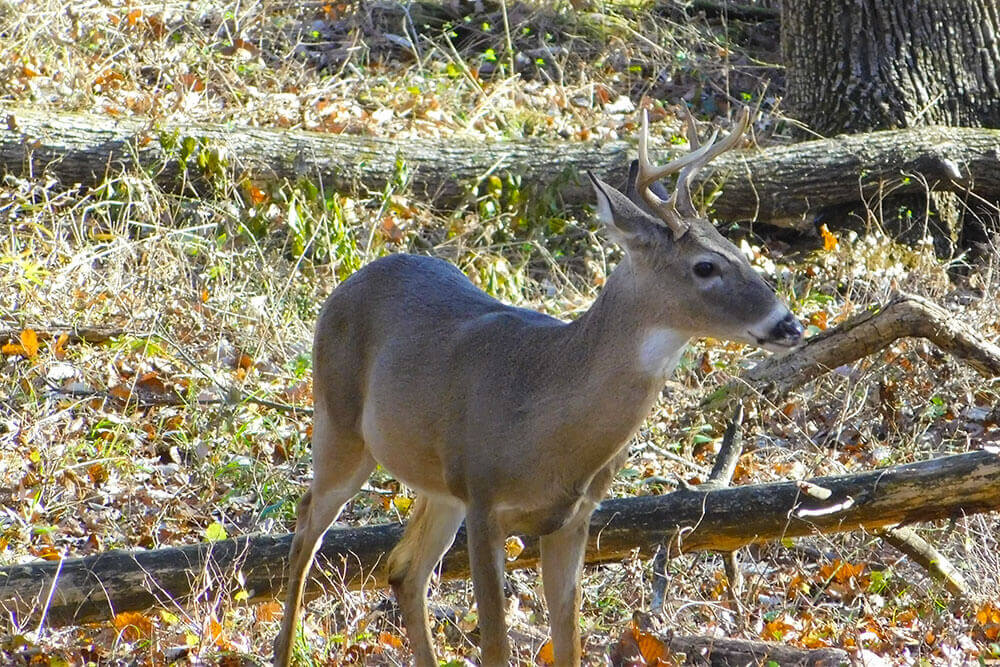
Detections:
4,109,1000,228
784,1,1000,133
782,0,1000,254
1,450,997,628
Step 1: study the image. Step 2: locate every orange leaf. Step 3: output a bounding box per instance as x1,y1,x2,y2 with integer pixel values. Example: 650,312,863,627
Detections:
255,601,283,623
34,545,62,561
53,332,69,359
809,310,828,331
203,613,230,649
819,224,838,251
634,626,670,663
834,560,866,583
378,631,404,648
177,73,205,91
699,351,712,374
22,329,38,355
87,463,109,485
535,639,555,665
247,184,268,205
136,371,168,395
113,611,153,641
109,384,132,400
379,215,405,243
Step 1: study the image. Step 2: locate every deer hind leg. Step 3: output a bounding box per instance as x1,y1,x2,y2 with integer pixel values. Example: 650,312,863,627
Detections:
539,506,592,667
272,413,374,667
465,504,509,666
387,495,465,667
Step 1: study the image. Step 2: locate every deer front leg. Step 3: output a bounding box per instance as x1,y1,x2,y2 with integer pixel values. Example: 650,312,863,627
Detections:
539,507,591,667
465,505,510,666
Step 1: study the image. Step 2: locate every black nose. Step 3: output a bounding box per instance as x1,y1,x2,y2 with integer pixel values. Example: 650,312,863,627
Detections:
771,312,804,344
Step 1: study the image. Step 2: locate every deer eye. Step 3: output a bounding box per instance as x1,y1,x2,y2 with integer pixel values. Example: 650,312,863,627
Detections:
693,261,715,278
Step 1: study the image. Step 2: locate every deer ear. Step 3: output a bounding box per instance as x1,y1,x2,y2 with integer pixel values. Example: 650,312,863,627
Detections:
588,171,664,247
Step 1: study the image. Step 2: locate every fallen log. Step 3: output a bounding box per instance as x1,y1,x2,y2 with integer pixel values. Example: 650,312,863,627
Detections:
3,108,1000,225
666,634,848,666
1,449,997,628
0,325,125,347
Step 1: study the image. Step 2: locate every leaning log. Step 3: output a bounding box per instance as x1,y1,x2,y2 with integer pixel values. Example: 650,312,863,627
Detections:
1,449,997,628
666,634,848,666
3,108,1000,225
706,292,1000,410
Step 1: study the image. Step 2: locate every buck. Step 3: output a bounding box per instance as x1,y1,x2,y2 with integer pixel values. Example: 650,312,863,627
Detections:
273,108,803,666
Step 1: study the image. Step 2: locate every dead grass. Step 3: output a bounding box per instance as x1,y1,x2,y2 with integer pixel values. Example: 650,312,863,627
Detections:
2,0,999,664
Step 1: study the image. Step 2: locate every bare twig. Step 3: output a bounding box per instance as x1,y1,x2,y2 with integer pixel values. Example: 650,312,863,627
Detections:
706,401,744,487
880,526,970,597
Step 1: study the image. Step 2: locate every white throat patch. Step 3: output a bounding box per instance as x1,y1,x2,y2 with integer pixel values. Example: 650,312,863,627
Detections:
638,328,689,379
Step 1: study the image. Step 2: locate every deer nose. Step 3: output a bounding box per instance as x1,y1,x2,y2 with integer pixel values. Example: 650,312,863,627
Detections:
771,312,804,345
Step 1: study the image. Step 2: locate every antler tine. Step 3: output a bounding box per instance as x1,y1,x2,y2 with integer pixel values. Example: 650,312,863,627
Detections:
670,107,751,218
674,108,703,217
636,109,719,238
636,110,719,192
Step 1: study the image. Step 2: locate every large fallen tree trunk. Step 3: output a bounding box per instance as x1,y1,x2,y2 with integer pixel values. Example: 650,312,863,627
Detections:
3,108,1000,225
1,449,997,627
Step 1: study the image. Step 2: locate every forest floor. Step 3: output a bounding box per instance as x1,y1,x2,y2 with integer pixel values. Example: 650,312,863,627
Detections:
2,0,999,664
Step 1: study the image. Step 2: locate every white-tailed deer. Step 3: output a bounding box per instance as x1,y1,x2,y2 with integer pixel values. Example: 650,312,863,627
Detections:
273,108,802,666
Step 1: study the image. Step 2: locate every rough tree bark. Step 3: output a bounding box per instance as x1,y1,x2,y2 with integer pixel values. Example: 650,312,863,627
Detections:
0,450,997,627
783,0,1000,253
3,109,1000,228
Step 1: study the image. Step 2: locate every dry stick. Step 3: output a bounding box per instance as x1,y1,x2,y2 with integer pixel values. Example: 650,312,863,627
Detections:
706,402,746,489
879,526,970,597
707,290,1000,596
651,403,747,610
709,404,746,602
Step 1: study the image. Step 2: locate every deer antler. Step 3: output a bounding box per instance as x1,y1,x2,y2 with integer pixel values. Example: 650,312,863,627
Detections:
636,107,751,238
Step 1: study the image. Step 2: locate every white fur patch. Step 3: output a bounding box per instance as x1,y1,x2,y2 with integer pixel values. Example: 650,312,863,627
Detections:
638,328,689,379
594,188,614,225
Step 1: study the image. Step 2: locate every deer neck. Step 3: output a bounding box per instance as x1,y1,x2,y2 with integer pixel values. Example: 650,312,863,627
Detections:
573,256,690,376
551,257,690,456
